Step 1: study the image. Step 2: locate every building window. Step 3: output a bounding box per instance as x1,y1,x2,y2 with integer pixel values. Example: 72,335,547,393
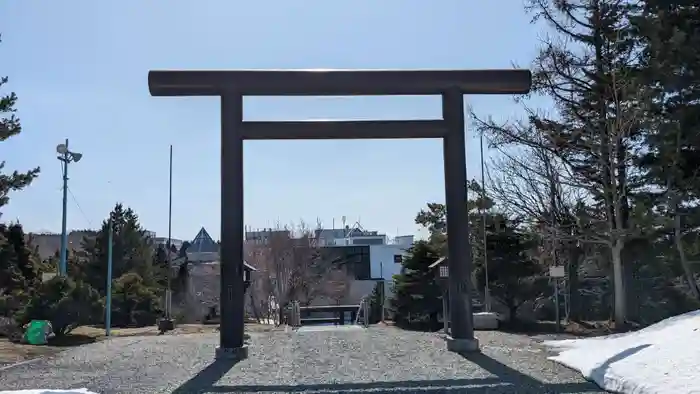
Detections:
320,245,371,280
351,238,384,245
393,254,402,264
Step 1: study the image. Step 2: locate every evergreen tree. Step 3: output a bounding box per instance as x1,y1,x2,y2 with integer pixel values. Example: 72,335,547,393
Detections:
415,180,493,257
633,0,700,299
475,218,546,321
390,241,443,329
0,34,39,215
178,241,191,259
0,223,41,292
0,223,43,316
18,276,103,336
76,204,161,294
110,272,163,327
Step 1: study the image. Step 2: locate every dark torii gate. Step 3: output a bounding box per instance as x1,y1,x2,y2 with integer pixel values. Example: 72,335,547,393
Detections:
147,69,531,359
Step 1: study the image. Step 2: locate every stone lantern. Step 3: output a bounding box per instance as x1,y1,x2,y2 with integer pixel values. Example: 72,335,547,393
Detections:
243,261,257,293
429,257,449,334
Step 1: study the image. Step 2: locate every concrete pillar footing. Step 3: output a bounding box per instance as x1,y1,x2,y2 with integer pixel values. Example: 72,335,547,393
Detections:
215,345,248,361
446,337,480,353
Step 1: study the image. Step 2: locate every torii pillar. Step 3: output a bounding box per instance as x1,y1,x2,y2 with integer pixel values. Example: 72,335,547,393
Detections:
147,69,531,359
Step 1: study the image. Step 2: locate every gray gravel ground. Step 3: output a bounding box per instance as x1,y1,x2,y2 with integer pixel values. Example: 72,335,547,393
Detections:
0,326,606,394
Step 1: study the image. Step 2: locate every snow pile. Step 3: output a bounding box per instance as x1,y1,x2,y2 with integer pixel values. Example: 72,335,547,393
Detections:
543,310,700,394
0,390,97,394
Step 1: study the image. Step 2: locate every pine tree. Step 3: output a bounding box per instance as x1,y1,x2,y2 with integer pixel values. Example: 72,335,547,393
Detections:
414,180,493,257
0,34,39,214
633,0,700,299
390,241,443,328
0,223,43,315
76,204,161,294
475,218,545,320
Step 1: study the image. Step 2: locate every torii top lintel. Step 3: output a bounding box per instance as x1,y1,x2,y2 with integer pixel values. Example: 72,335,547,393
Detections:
148,69,532,97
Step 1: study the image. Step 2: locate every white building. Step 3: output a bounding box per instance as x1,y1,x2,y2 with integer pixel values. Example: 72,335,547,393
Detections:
315,224,413,281
313,224,414,306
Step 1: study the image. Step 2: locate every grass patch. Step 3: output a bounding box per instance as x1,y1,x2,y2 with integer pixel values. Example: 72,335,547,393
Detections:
0,323,272,365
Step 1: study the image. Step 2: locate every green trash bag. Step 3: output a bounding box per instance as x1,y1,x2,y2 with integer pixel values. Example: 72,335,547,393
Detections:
23,320,53,345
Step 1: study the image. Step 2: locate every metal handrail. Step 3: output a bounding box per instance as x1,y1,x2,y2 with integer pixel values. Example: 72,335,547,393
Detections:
354,297,364,325
363,299,369,328
353,297,370,327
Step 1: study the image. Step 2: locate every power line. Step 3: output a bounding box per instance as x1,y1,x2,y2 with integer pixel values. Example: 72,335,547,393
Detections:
67,186,92,229
58,159,93,229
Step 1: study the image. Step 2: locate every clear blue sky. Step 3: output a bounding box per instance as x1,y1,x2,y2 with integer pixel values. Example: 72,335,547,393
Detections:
0,0,541,241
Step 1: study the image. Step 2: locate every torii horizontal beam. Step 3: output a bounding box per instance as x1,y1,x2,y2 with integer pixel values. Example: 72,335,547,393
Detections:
148,69,532,96
239,120,446,140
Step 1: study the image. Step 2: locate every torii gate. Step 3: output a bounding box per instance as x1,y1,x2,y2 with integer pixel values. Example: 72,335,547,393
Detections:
147,69,531,359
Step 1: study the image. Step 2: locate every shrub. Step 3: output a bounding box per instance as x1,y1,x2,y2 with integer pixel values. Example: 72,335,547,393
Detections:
18,276,103,336
367,282,385,324
110,272,162,327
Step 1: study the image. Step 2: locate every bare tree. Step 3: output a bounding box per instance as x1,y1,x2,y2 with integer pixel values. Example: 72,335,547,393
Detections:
479,126,586,320
470,0,645,328
322,268,353,305
244,221,353,325
474,66,648,327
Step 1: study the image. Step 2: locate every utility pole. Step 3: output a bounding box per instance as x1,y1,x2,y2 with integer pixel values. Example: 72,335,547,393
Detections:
57,139,83,276
59,140,69,276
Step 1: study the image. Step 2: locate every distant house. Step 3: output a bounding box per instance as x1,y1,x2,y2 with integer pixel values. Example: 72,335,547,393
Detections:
171,227,257,322
28,231,96,261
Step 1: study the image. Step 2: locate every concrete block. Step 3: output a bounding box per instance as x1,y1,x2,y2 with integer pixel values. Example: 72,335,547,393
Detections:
215,345,248,361
473,312,499,330
446,337,480,353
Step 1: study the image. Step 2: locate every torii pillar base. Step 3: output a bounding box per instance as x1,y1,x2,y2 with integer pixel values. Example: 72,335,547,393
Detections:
215,345,248,361
446,337,480,353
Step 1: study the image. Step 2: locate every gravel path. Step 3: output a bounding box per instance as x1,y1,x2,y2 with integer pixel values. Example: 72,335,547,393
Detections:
0,326,606,393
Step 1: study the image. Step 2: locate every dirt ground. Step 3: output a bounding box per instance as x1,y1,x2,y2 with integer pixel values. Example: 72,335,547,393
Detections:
0,323,273,365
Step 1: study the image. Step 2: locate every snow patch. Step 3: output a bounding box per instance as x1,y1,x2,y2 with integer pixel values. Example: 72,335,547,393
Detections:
543,310,700,394
0,390,97,394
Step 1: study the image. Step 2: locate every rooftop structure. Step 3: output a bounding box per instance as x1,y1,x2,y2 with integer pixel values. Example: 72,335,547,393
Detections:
190,227,219,253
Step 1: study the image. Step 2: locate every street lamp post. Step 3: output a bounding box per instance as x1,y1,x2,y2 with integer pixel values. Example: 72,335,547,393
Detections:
57,139,83,276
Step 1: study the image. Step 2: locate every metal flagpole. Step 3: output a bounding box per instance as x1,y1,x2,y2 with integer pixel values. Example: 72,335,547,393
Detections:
166,145,173,319
480,132,491,312
105,216,113,336
380,261,385,322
